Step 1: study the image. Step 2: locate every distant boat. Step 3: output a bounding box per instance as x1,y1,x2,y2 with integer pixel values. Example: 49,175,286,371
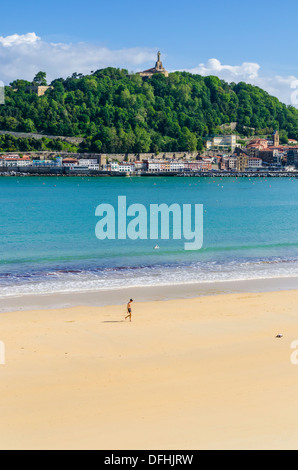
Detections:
153,245,160,250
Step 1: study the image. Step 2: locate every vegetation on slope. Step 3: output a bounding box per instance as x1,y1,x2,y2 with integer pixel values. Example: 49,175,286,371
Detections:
0,68,297,153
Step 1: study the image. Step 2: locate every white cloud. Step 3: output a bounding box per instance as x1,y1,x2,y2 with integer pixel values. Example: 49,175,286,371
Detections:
0,32,40,47
0,33,156,84
0,34,297,106
183,58,298,106
188,58,261,81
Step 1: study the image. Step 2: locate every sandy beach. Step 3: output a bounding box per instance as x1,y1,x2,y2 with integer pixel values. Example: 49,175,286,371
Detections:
1,288,298,450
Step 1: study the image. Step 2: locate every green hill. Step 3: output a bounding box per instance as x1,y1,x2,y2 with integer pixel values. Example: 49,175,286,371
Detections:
0,68,297,153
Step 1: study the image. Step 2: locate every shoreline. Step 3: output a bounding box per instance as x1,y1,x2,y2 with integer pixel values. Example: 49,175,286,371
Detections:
1,275,297,313
0,171,298,178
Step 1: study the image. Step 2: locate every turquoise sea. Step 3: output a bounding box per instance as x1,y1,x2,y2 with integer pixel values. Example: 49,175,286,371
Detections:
0,175,298,298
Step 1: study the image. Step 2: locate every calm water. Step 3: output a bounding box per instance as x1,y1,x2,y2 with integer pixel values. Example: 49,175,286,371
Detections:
0,175,298,298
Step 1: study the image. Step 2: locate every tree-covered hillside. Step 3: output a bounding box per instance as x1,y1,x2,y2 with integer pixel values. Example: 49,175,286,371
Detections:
1,68,298,153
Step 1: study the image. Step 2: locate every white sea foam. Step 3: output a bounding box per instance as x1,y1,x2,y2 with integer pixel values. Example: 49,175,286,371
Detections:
0,258,298,299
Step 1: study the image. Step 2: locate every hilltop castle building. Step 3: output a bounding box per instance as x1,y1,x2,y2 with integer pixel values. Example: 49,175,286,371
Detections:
26,85,53,96
138,51,169,78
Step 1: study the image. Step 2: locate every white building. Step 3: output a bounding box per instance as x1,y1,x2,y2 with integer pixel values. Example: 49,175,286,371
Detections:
78,159,98,167
228,156,237,170
32,160,57,167
17,159,32,167
247,157,262,168
206,135,237,152
62,158,79,168
146,160,162,172
118,162,135,173
2,158,19,167
169,161,185,172
134,161,146,171
78,159,100,170
108,162,120,172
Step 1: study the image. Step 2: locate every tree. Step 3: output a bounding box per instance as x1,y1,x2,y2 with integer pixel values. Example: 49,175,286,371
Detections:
22,118,36,133
10,79,31,90
134,126,151,153
33,71,47,86
178,127,197,152
92,139,102,152
2,67,298,153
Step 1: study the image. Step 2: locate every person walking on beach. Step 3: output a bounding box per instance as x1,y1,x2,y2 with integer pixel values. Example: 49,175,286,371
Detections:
125,299,133,322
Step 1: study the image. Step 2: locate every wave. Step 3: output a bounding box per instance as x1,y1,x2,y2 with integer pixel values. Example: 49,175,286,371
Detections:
0,255,298,299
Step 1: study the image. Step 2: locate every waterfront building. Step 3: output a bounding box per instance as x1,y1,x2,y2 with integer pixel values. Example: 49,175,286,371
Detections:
134,161,146,171
17,157,32,167
287,148,298,167
220,156,229,170
118,162,136,173
237,154,248,171
258,149,278,164
2,156,20,167
78,159,98,166
198,159,212,171
108,162,120,172
183,162,200,171
78,159,99,170
169,161,185,172
227,156,237,170
32,160,57,167
233,147,249,171
146,160,162,172
62,158,79,168
0,154,32,167
160,161,171,172
247,157,262,168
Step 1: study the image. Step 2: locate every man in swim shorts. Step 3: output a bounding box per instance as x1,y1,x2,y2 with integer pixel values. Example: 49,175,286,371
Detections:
125,299,133,322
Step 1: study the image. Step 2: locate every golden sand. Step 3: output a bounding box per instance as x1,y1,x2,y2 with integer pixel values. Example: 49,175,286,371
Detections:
1,290,298,450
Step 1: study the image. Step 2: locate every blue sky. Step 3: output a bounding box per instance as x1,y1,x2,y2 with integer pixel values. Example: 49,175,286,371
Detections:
1,0,298,104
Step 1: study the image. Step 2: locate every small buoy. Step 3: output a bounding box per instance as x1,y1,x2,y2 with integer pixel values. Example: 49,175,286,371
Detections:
276,334,283,338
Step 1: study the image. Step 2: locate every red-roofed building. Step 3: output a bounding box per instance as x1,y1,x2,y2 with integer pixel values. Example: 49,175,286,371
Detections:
246,139,268,150
62,158,79,168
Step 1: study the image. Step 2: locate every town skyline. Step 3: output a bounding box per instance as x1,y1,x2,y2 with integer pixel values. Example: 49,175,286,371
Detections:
2,128,298,176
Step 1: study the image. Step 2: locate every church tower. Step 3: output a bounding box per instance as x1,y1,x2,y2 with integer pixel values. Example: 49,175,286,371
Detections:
273,130,279,147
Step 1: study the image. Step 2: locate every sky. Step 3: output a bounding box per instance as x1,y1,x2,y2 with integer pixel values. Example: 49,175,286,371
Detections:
1,0,298,105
